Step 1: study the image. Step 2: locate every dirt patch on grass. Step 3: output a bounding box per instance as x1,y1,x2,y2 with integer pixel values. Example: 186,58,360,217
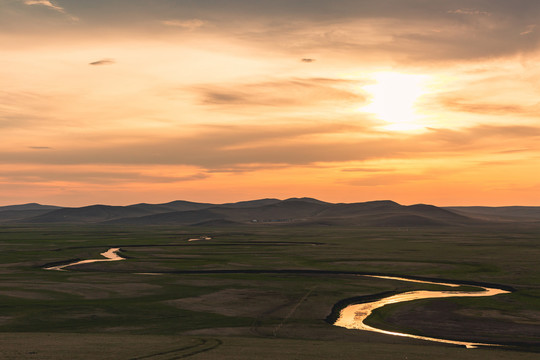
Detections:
0,316,13,325
182,326,253,336
456,308,540,325
376,299,540,345
0,290,54,300
166,288,291,317
7,281,162,299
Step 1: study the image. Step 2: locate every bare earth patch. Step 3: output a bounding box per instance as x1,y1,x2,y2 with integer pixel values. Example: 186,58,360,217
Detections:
166,288,291,317
377,299,540,345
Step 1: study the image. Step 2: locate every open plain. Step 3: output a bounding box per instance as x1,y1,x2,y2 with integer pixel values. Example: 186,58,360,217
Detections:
0,223,539,359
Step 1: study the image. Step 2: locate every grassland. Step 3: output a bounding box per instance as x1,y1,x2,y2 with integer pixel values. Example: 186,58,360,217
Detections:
0,224,539,359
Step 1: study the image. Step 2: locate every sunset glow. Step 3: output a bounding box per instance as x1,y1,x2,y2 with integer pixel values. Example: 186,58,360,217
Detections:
1,0,540,206
361,72,428,131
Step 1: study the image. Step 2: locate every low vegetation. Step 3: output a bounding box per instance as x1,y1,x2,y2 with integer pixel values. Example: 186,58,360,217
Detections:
0,224,539,359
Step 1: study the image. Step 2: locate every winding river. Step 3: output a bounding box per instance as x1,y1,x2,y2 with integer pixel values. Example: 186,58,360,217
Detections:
44,248,511,348
44,247,125,271
334,275,510,348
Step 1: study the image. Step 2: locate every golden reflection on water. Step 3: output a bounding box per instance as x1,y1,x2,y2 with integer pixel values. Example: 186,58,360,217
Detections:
45,248,125,271
334,276,510,349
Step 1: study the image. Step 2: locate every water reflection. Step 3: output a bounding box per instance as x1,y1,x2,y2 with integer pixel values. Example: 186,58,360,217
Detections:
334,275,510,348
45,248,125,271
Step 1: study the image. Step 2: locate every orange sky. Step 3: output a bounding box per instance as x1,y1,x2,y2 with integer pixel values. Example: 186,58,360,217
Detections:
1,0,540,206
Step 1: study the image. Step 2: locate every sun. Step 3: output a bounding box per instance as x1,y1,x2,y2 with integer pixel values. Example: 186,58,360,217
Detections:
360,72,428,131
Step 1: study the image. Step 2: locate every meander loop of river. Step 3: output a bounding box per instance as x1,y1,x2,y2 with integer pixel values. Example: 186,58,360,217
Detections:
334,275,510,348
44,248,510,348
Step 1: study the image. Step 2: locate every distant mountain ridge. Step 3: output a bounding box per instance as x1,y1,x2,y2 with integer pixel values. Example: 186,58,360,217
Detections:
0,203,62,212
0,203,64,223
445,206,540,222
1,199,538,226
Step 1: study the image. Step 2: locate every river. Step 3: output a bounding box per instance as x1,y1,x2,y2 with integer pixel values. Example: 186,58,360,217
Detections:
44,247,125,271
334,275,510,348
43,248,511,347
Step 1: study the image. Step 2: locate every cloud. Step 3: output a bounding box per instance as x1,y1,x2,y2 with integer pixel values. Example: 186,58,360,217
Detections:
3,124,539,170
161,19,205,31
206,164,290,173
196,77,365,108
8,1,540,62
0,168,208,184
420,125,540,148
0,90,65,129
341,168,394,173
89,58,115,66
301,58,316,63
440,97,540,117
343,174,426,187
495,148,531,154
28,146,52,150
447,8,491,16
520,25,537,36
23,0,79,22
220,1,540,62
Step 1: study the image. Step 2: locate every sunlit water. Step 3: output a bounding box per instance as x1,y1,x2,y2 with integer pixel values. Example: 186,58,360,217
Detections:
43,249,510,348
188,236,212,242
334,275,510,348
45,248,125,271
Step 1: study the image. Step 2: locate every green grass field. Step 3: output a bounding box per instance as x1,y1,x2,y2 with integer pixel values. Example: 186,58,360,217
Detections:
0,225,539,359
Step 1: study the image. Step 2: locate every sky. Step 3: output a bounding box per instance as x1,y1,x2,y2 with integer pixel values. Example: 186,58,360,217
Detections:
1,0,540,206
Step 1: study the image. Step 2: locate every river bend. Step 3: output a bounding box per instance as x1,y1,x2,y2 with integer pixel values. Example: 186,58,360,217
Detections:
43,248,511,347
334,275,510,348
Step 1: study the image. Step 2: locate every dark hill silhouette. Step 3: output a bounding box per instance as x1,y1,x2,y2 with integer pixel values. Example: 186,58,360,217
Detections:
0,203,64,223
26,205,156,223
101,199,480,227
0,209,61,223
127,200,214,214
104,200,328,225
0,203,62,212
5,198,531,227
219,198,281,208
445,206,540,222
308,201,473,226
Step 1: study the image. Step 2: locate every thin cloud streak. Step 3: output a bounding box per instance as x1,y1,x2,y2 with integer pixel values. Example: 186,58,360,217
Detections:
2,125,540,169
447,8,491,16
89,58,116,66
0,168,208,184
23,0,79,21
520,25,537,36
195,78,365,108
161,19,205,31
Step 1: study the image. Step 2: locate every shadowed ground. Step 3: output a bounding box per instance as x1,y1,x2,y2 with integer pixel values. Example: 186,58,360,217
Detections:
0,225,539,358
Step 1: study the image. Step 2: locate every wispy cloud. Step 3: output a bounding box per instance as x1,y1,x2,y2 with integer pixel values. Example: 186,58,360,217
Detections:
23,0,79,22
301,58,316,63
161,19,205,31
520,24,536,36
196,78,365,108
3,124,539,169
341,168,394,173
440,97,539,116
89,58,115,66
0,168,208,184
447,8,491,16
28,146,52,150
343,173,427,187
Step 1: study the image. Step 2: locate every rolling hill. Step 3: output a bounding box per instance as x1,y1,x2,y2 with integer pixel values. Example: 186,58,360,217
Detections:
445,206,540,222
1,198,536,227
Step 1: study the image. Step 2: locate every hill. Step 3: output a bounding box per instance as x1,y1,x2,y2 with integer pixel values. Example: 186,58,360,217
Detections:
2,198,536,227
445,206,540,222
0,203,64,223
